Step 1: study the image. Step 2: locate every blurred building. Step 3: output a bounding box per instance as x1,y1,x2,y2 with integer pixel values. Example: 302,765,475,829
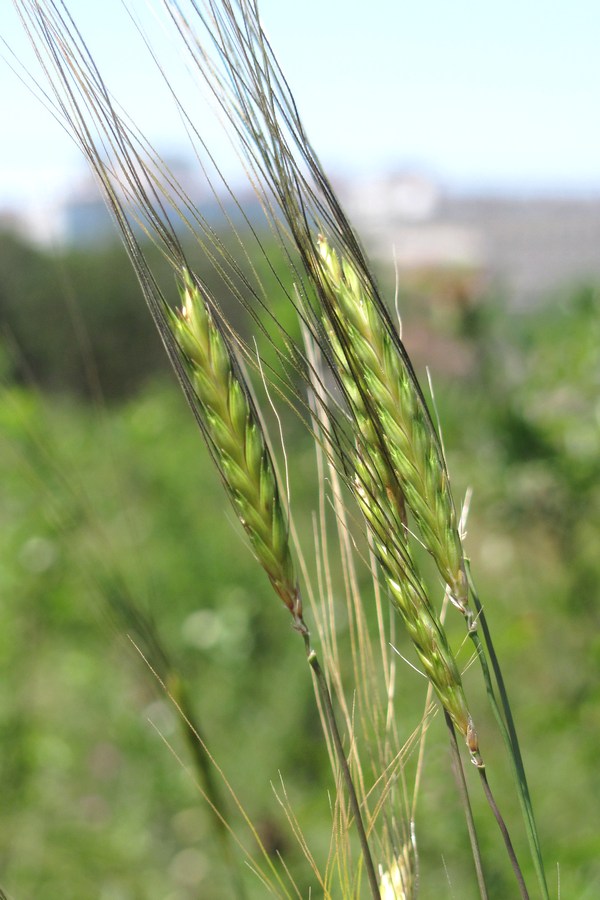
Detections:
339,171,600,305
3,166,600,305
56,159,266,247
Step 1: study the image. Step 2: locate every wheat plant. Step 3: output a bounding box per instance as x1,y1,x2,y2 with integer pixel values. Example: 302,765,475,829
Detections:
8,0,553,896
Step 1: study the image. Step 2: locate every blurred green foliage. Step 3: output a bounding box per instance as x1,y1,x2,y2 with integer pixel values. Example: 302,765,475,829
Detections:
1,230,599,897
0,228,299,400
0,231,165,397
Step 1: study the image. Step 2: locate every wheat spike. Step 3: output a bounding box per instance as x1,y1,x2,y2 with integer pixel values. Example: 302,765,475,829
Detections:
169,268,304,632
317,237,472,625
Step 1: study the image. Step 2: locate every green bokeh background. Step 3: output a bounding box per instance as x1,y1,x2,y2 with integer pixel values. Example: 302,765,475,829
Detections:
1,230,599,898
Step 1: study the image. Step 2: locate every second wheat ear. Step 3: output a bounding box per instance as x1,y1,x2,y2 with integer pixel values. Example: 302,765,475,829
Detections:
316,236,473,627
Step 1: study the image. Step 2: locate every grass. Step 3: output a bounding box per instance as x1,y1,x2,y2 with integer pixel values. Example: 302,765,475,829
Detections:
2,0,600,896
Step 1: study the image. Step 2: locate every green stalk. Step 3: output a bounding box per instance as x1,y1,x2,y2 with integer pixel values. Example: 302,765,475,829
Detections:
466,566,549,900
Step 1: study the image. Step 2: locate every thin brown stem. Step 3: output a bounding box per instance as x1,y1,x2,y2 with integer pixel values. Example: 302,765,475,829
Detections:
478,767,530,900
444,711,488,900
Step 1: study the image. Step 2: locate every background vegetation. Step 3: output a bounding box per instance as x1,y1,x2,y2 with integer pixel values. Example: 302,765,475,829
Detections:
1,227,599,897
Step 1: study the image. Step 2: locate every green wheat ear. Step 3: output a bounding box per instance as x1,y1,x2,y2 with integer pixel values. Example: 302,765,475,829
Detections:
316,236,472,627
168,268,305,633
311,238,481,762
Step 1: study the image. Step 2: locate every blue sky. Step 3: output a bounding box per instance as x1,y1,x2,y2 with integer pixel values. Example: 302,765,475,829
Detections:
2,0,600,211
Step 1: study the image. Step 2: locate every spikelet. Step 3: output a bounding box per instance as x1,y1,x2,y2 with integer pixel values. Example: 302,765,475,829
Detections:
168,269,304,632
